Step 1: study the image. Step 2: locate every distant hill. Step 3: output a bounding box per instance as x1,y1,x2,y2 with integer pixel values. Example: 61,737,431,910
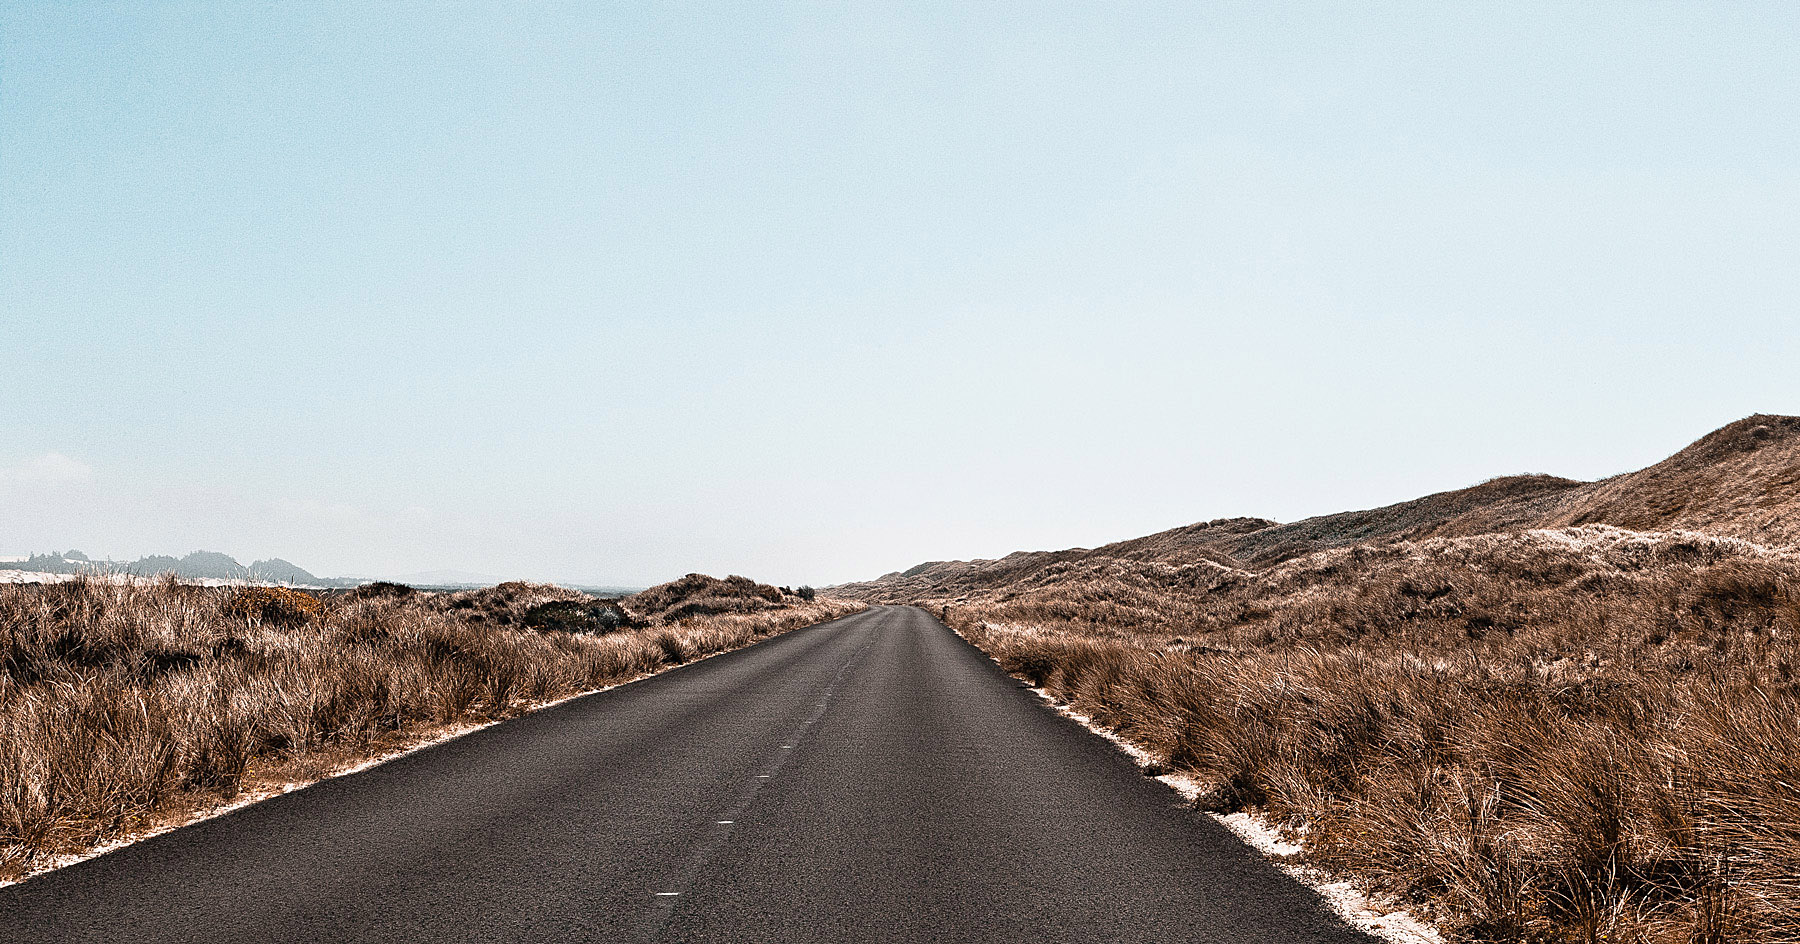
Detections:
0,552,638,593
168,551,248,580
3,552,93,575
2,550,340,586
838,413,1800,601
124,555,180,576
248,558,319,584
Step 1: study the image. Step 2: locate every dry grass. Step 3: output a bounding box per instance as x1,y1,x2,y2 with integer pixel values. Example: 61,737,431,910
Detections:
836,415,1800,941
898,526,1800,942
0,575,861,880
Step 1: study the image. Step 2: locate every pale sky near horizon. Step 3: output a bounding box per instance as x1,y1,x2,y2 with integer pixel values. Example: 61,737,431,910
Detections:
3,2,1798,587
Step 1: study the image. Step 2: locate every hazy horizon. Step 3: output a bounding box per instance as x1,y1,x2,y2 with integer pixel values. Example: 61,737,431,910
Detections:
6,3,1799,587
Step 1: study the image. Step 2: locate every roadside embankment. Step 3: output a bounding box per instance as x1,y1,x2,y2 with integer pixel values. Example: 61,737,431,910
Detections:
904,527,1800,942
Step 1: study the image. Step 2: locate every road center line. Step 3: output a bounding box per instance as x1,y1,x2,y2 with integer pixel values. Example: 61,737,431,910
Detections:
638,608,888,942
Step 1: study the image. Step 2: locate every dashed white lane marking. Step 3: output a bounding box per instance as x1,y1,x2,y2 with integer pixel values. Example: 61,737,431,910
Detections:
642,608,889,941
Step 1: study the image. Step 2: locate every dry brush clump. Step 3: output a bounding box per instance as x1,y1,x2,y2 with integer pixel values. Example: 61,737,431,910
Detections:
0,575,860,879
926,527,1800,943
623,573,791,624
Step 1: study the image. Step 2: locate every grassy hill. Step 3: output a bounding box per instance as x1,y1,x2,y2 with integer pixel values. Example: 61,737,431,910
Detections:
835,414,1800,942
842,414,1800,601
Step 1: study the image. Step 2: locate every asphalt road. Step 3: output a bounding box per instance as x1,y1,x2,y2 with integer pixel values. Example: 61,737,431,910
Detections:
0,605,1376,943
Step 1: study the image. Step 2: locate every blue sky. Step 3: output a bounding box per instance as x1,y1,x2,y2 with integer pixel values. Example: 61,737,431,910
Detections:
3,2,1797,586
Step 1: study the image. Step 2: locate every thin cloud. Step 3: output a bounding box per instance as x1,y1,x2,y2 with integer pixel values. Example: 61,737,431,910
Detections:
0,453,95,486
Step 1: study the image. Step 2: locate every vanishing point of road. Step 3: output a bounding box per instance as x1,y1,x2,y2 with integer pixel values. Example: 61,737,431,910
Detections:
1,605,1376,943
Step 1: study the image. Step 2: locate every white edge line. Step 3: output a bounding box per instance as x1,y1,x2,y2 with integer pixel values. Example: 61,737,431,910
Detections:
945,619,1444,944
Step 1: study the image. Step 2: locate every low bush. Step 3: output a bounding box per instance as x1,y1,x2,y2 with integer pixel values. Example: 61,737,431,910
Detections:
624,574,786,623
343,581,417,601
522,600,629,634
223,586,322,626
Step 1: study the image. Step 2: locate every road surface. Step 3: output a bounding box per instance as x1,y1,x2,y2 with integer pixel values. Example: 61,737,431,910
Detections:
0,605,1375,943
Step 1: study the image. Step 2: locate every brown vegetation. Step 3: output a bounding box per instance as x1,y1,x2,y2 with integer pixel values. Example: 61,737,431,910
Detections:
623,573,793,623
222,586,324,626
0,574,860,881
838,415,1800,943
